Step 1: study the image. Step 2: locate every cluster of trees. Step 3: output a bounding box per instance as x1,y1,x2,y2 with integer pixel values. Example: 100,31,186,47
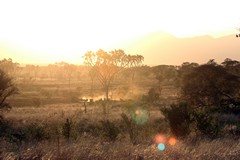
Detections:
161,59,240,137
0,68,18,112
1,50,240,138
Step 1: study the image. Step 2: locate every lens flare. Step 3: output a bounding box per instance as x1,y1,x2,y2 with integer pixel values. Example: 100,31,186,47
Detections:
168,137,177,146
154,134,166,144
135,110,141,116
132,109,148,125
157,143,165,151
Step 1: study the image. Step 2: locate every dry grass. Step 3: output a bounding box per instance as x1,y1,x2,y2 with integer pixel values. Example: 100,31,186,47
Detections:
1,104,240,159
1,135,240,159
1,77,239,159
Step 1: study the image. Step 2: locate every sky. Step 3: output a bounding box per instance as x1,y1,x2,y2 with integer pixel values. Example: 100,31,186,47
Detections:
0,0,240,65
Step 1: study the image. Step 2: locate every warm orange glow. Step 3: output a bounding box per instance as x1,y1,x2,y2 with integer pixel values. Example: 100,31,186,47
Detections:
154,134,166,144
0,1,238,65
135,110,141,116
168,137,177,146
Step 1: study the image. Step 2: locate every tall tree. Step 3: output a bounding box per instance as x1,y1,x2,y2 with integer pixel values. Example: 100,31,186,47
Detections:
127,55,144,94
83,49,137,100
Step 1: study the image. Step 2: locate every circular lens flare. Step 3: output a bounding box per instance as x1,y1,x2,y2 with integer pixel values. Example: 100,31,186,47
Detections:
154,134,166,144
132,109,148,125
169,137,177,146
157,143,165,151
135,110,141,116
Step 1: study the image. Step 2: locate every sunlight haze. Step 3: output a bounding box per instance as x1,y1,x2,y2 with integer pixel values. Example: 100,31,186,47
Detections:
0,0,239,65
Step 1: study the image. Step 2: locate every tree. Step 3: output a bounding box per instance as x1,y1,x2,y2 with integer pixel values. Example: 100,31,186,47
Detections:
55,62,77,91
0,69,18,111
83,49,136,100
127,55,144,94
47,64,58,80
221,58,240,76
181,63,240,113
152,65,177,95
0,58,20,78
25,64,39,80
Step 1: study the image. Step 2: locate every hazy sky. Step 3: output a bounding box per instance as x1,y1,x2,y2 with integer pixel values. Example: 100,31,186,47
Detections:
0,0,239,64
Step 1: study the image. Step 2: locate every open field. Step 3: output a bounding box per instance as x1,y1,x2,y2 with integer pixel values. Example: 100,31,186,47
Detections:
1,63,240,159
1,102,240,159
0,104,240,160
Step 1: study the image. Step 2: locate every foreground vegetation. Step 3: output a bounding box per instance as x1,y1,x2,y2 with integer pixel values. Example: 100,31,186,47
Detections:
1,103,240,160
0,56,240,159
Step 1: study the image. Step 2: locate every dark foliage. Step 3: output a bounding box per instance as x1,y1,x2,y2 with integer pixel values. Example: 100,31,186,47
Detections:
161,103,193,138
62,118,73,140
100,120,120,142
181,64,240,114
147,88,160,103
0,69,18,110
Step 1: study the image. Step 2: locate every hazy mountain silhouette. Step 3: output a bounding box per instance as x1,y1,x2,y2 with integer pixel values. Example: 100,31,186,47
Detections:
1,32,240,66
123,32,240,65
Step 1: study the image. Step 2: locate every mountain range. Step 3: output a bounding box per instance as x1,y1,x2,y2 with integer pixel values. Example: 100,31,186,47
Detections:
120,32,240,65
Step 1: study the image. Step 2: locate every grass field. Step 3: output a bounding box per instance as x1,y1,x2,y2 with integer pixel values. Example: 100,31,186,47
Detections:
1,71,240,160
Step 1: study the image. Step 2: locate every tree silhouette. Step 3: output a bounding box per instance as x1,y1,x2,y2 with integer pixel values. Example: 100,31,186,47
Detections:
127,55,144,94
152,65,177,95
0,58,20,78
0,69,18,111
181,63,240,113
55,62,77,91
83,49,137,100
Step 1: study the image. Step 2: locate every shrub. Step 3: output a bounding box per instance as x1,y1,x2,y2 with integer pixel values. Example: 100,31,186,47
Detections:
147,88,160,103
62,118,73,140
193,111,222,138
25,122,50,142
0,115,11,137
100,120,119,142
160,103,192,138
76,119,100,136
121,113,139,145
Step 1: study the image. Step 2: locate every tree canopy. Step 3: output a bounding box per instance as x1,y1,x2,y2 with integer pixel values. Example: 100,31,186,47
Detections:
83,49,143,100
181,63,240,113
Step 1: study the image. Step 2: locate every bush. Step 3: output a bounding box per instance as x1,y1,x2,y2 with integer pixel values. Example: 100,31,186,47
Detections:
121,113,139,145
0,115,11,137
194,111,222,138
25,122,50,142
160,103,192,138
62,118,74,140
100,120,119,142
76,119,100,136
147,88,160,103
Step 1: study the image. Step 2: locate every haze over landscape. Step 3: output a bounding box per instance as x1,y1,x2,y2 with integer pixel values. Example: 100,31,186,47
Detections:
0,0,240,65
1,1,240,159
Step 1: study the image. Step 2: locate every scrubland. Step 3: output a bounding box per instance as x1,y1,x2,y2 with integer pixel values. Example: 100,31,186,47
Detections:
1,62,240,160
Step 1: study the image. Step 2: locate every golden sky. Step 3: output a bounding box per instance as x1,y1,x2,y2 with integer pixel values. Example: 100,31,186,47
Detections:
0,0,239,65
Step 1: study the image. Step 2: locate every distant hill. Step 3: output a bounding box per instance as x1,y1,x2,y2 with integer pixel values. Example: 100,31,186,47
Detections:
121,32,240,65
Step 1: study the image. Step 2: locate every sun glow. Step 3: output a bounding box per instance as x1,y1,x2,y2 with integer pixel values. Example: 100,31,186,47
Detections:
0,0,239,64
